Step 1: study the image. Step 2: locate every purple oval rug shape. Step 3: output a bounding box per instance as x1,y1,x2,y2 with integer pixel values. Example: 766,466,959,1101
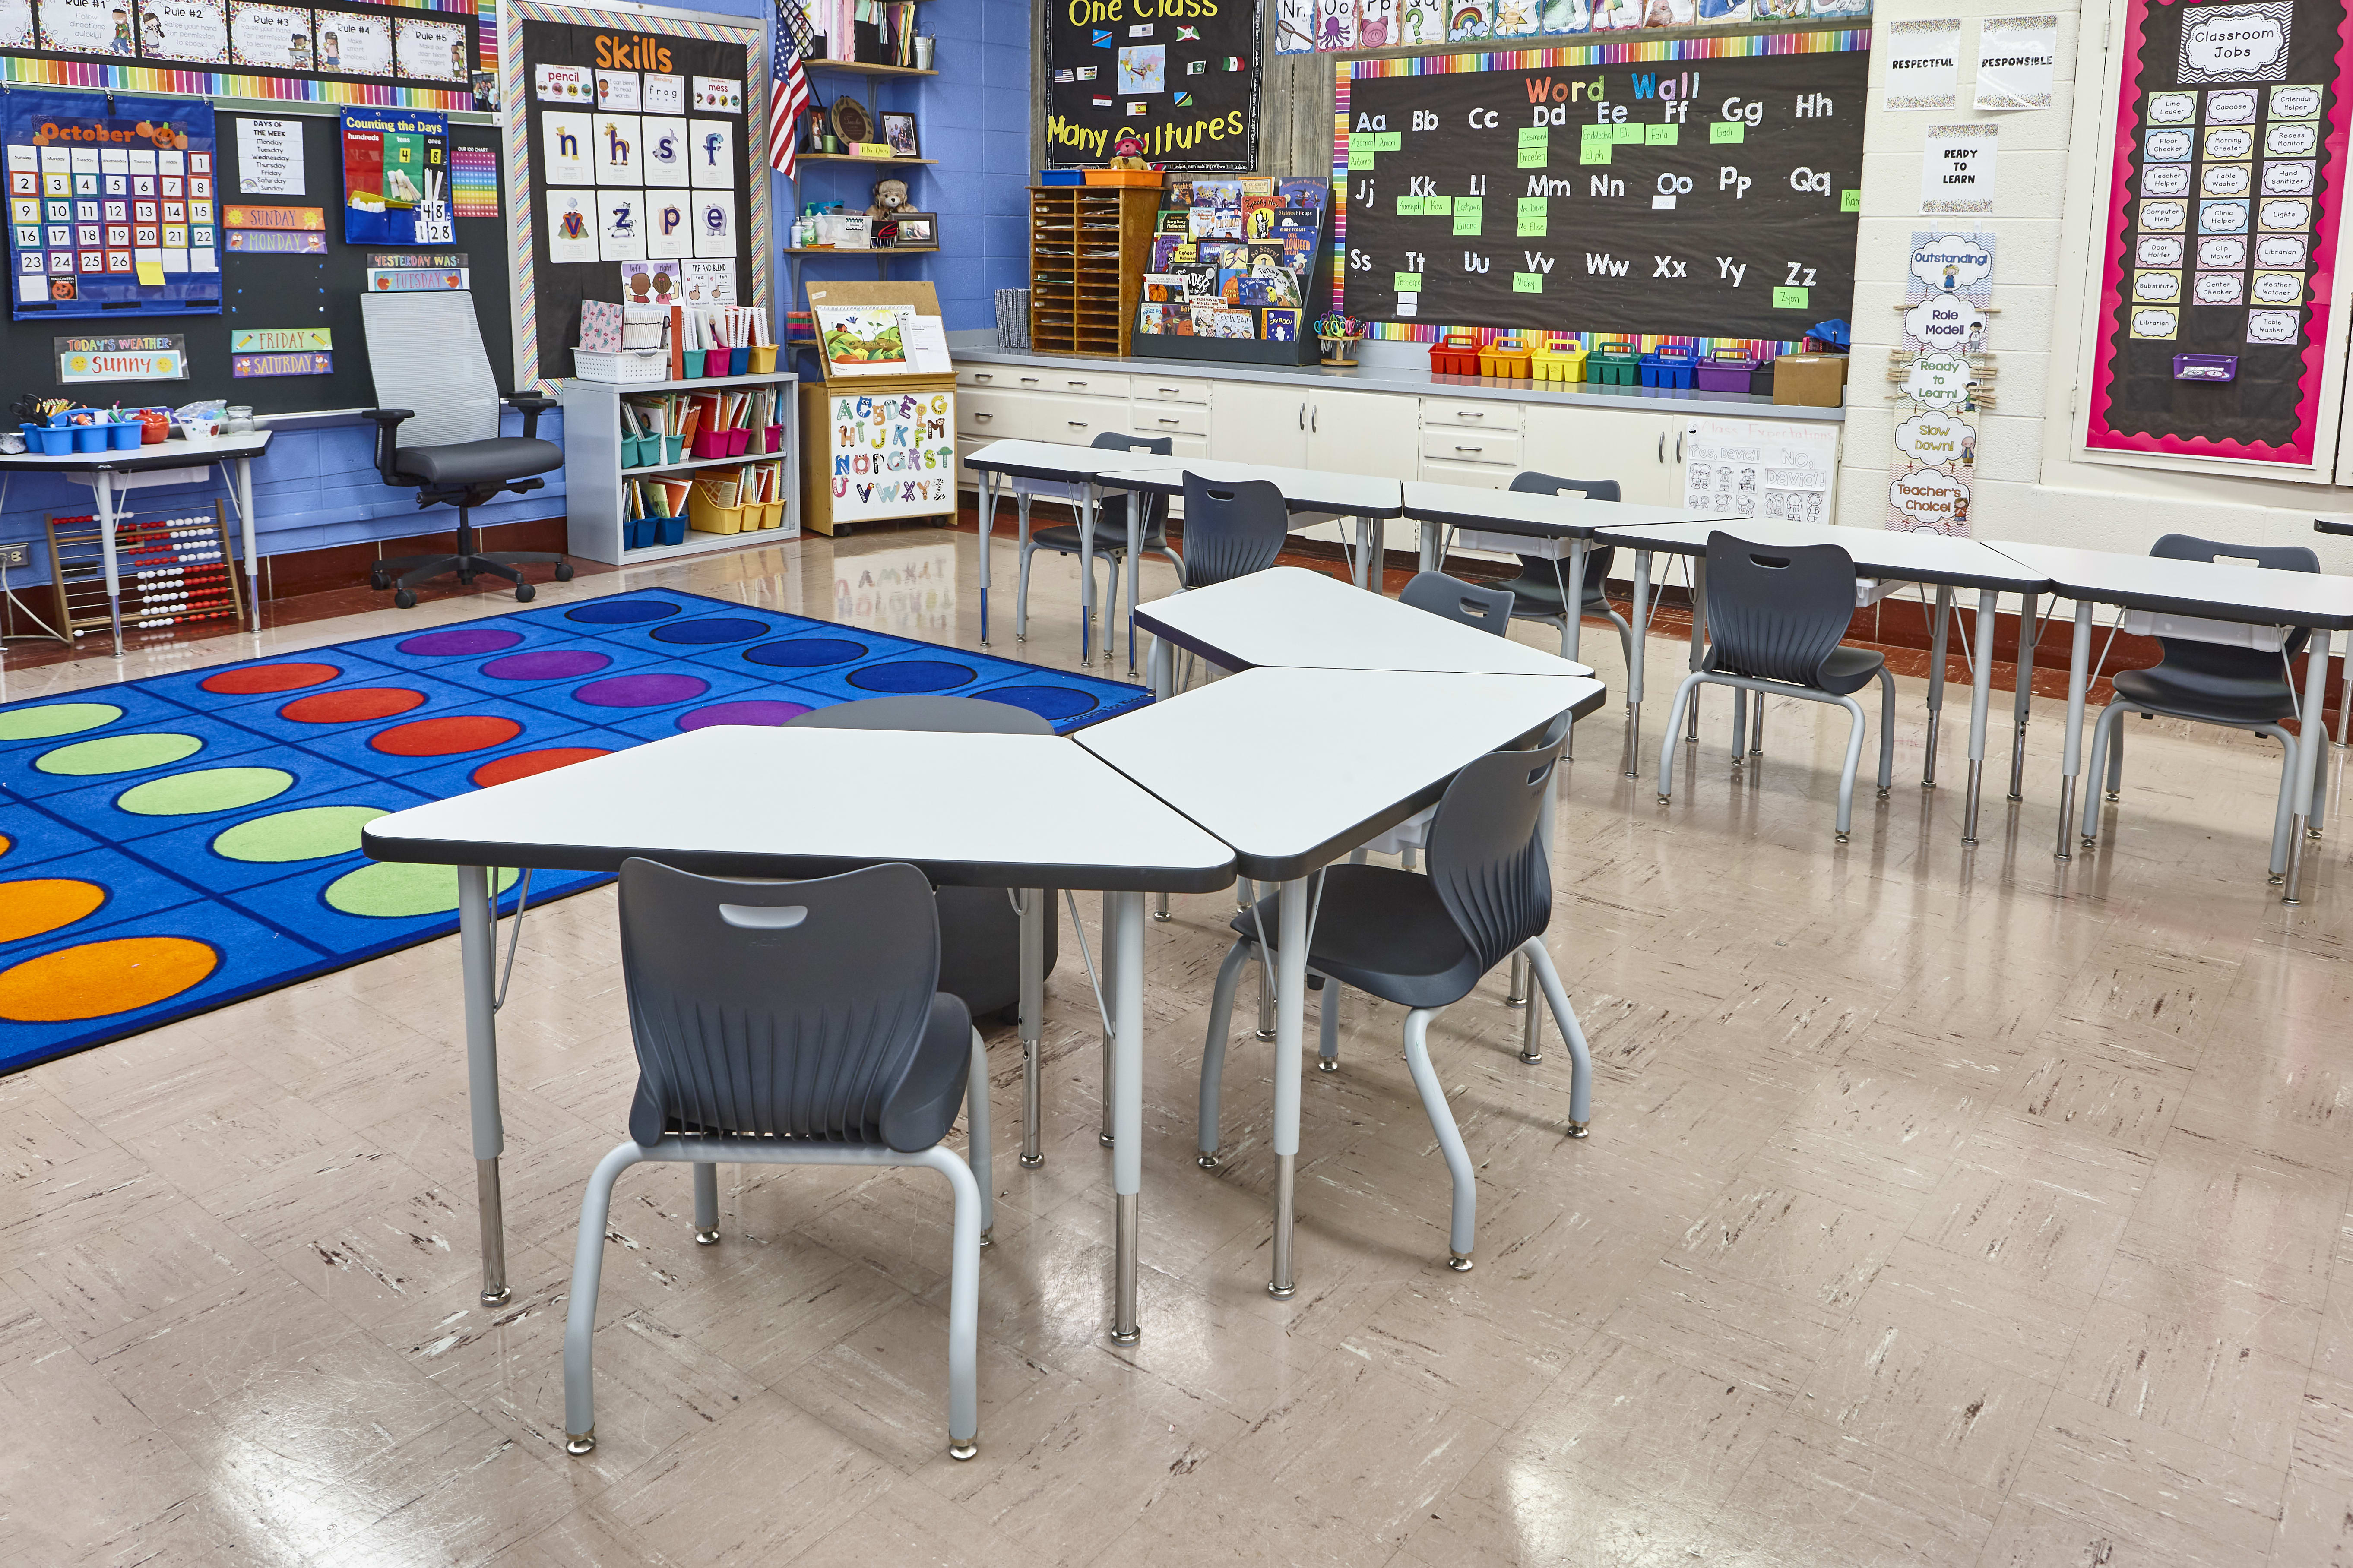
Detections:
573,673,710,708
399,627,524,657
481,649,612,681
677,700,813,730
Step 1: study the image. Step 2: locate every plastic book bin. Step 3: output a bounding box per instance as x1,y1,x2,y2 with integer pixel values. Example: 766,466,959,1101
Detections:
730,348,750,374
679,350,706,377
725,428,751,457
656,516,686,546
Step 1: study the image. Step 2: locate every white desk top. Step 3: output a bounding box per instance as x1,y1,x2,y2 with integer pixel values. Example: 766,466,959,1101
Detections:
1595,517,2053,592
1095,458,1406,517
1134,566,1596,680
362,726,1237,892
0,429,272,471
1988,541,2353,630
1403,481,1742,540
1077,666,1605,879
962,439,1164,483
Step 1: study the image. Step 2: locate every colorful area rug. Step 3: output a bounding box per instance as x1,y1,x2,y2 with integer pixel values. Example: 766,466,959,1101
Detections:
0,588,1148,1075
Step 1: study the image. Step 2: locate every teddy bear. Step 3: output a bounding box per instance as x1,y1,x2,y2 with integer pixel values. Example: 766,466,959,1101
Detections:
868,177,910,221
1108,131,1153,171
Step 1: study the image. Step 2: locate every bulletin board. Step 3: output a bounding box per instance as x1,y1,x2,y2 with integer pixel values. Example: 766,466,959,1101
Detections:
1041,0,1262,171
504,0,769,389
2083,0,2353,469
1333,32,1869,346
6,88,219,319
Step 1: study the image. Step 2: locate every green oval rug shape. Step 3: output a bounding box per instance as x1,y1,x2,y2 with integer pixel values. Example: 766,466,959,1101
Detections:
324,861,516,919
212,805,389,864
35,732,202,776
0,702,123,742
117,767,296,817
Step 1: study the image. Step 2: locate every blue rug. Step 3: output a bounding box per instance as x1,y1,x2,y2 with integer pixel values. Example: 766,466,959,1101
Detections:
0,589,1149,1075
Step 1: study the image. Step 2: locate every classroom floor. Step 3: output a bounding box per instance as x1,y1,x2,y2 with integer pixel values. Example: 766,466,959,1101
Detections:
5,523,2352,1568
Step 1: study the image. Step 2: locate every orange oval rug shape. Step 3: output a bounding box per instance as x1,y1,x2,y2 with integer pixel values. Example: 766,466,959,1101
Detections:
0,879,107,944
279,687,429,724
201,661,341,695
0,936,218,1022
369,714,525,756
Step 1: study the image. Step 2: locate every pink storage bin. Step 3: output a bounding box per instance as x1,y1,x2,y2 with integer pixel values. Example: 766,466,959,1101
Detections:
724,427,751,457
691,429,728,461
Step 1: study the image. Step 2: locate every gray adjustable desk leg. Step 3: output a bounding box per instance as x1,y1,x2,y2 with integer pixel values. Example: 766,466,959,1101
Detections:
1685,556,1706,742
1418,517,1439,575
1963,589,1998,845
978,472,996,647
1923,585,1951,787
235,456,260,634
1014,492,1032,642
1624,551,1651,778
1356,515,1378,591
1150,635,1175,920
1099,889,1116,1147
1561,537,1588,665
1108,890,1145,1343
1078,486,1098,664
1126,493,1143,675
95,469,124,651
1268,876,1310,1299
2339,635,2352,750
1020,890,1045,1167
2056,601,2093,860
2009,592,2037,799
457,865,509,1306
2286,629,2332,904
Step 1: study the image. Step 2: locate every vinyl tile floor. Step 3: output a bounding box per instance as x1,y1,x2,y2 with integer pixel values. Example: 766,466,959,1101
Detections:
6,524,2353,1567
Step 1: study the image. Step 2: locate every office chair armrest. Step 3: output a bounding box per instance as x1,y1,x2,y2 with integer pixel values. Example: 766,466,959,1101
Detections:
503,392,555,440
360,408,414,487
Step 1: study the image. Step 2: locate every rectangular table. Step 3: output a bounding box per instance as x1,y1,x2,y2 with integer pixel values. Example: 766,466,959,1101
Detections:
361,724,1235,1344
1593,517,2055,845
1986,540,2353,900
1094,459,1406,597
0,429,272,645
964,438,1161,669
1076,666,1606,1299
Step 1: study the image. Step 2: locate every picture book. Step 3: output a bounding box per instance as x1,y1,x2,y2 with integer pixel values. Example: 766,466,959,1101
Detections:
814,306,912,376
1278,177,1326,210
1262,307,1301,341
1149,233,1186,270
1143,272,1190,303
1242,195,1282,241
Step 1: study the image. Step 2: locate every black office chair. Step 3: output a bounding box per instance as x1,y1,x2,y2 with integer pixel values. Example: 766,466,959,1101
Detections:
1658,531,1895,842
1495,471,1636,666
1016,431,1178,647
1196,728,1591,1271
360,292,570,607
2081,534,2326,879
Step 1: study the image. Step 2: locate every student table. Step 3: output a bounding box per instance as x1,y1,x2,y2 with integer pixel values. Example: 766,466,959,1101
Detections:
0,429,272,645
1594,518,2055,845
964,439,1160,668
361,724,1235,1346
1075,666,1607,1301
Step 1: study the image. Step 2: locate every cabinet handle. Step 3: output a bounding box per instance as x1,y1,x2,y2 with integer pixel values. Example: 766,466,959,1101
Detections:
1298,403,1305,430
974,412,991,421
1157,417,1180,424
1676,431,1685,462
1068,420,1088,427
1658,433,1665,462
1455,444,1482,453
1067,380,1087,388
973,373,993,383
1311,405,1319,433
1020,376,1040,384
1457,409,1485,419
1156,385,1181,393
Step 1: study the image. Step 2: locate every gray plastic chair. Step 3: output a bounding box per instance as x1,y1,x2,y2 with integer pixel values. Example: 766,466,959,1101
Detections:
1015,431,1178,648
563,859,985,1461
1196,727,1591,1271
1177,471,1289,589
1364,573,1517,866
1498,471,1636,667
1659,531,1895,842
2082,534,2327,879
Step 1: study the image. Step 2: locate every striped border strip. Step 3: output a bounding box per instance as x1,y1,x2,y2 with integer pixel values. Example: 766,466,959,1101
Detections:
1331,29,1867,351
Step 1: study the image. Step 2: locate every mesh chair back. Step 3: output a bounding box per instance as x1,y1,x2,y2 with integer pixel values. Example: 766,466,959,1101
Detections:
1703,531,1856,688
1090,430,1173,534
1402,571,1514,635
617,858,942,1146
1508,470,1618,588
786,694,1053,736
1179,471,1289,588
361,293,502,450
1423,728,1566,974
2150,533,2318,669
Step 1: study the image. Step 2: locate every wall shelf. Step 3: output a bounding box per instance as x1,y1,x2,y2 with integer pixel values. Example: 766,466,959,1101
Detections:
798,153,936,164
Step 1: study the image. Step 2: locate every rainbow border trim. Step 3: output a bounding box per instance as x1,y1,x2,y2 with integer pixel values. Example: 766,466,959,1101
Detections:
1331,29,1869,355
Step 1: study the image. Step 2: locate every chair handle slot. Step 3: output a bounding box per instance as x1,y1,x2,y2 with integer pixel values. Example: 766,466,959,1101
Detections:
720,904,808,929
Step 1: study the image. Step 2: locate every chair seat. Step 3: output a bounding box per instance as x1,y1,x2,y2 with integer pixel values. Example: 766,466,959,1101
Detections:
2111,663,2298,726
1707,643,1885,697
1032,503,1163,556
395,436,564,486
1495,569,1610,619
1232,865,1486,1011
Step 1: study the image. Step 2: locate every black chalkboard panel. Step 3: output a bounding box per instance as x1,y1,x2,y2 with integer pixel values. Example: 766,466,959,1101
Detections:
1042,0,1262,171
1336,35,1868,342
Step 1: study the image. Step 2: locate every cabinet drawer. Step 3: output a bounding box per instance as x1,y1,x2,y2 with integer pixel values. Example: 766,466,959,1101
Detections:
1421,399,1524,433
1419,428,1522,468
1416,457,1513,489
1133,401,1208,437
957,390,1051,440
1136,374,1213,405
1045,370,1130,399
959,365,1060,393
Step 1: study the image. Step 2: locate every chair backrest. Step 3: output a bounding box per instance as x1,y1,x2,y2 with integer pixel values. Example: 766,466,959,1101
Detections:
785,693,1053,736
362,292,502,450
1702,531,1857,689
1401,570,1514,635
1090,430,1174,458
1423,727,1566,972
1090,430,1173,528
617,858,942,1146
1179,471,1289,588
1509,470,1618,585
2150,532,2317,667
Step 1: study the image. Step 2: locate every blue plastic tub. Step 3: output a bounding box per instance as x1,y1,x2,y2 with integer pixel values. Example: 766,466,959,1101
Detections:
108,421,139,449
656,516,686,546
72,424,105,453
1037,168,1083,185
730,348,750,375
32,425,72,455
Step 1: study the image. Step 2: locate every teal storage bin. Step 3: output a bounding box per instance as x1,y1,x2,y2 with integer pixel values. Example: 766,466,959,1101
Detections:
665,436,684,463
679,350,705,376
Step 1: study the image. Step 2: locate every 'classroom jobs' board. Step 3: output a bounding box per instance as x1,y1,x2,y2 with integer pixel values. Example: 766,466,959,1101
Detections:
1335,31,1868,344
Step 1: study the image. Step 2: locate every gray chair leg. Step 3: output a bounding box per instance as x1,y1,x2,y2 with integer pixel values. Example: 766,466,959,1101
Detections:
2261,722,2299,879
967,1027,993,1245
1256,945,1276,1040
1014,543,1036,642
2106,710,2126,799
1521,938,1592,1136
1874,665,1897,796
1318,977,1341,1072
1607,607,1634,672
1197,938,1249,1168
1751,693,1765,755
934,1147,983,1458
564,1139,648,1454
1100,553,1122,663
2082,704,2128,846
1401,1007,1476,1270
1833,693,1868,841
691,1162,719,1245
2310,715,2331,838
1730,687,1748,767
1656,670,1706,803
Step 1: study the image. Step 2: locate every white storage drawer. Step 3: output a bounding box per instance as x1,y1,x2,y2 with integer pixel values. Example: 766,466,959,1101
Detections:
1419,428,1522,468
1135,374,1214,405
957,389,1058,440
1132,401,1208,437
1046,370,1131,399
1417,457,1513,489
1421,399,1524,432
960,365,1061,393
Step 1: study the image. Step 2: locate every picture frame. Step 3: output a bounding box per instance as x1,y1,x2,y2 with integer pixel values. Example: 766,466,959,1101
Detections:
893,210,936,246
880,111,920,159
831,98,872,148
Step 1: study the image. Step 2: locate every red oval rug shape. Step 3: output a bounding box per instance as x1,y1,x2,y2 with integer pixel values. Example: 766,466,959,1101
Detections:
280,687,428,724
371,714,524,756
203,661,341,695
471,746,611,787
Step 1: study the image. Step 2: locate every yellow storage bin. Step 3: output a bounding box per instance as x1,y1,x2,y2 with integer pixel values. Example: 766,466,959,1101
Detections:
688,474,749,534
1531,336,1587,383
758,501,785,530
1479,332,1532,379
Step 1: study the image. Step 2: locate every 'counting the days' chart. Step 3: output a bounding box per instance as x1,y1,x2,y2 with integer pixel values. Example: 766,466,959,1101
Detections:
1335,32,1868,341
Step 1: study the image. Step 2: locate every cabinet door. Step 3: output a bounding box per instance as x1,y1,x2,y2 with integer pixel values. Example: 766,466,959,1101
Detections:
1521,405,1685,504
1209,380,1309,468
1306,389,1419,481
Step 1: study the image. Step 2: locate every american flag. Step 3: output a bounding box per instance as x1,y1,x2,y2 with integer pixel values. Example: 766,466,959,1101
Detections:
770,8,810,180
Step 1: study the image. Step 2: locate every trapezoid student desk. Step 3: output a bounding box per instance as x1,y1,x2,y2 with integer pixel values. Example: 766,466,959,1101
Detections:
965,438,1165,670
0,428,272,645
1592,517,2056,846
1987,539,2353,901
1076,665,1608,1300
360,724,1235,1346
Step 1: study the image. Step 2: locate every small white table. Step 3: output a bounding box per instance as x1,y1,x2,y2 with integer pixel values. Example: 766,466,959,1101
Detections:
0,428,272,645
361,724,1235,1346
1594,518,2055,845
1095,459,1407,596
963,438,1159,669
1988,540,2353,900
1076,666,1607,1300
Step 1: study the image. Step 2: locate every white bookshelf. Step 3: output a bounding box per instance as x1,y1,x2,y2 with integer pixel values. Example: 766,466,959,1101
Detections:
559,370,801,565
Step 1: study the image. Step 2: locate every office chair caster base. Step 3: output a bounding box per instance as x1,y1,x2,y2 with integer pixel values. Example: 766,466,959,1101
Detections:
1197,1151,1220,1170
1446,1253,1474,1273
1519,1050,1542,1065
564,1432,595,1456
979,1228,994,1248
693,1227,719,1246
480,1284,511,1306
515,583,536,602
394,588,417,609
553,562,574,582
1019,1153,1044,1169
1109,1325,1140,1346
948,1437,979,1461
369,569,389,591
1317,1057,1339,1072
1099,1132,1115,1148
1267,1281,1297,1299
1566,1120,1590,1139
